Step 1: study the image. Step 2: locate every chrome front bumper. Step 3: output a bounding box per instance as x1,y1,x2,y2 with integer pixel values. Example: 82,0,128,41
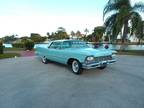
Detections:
82,59,116,69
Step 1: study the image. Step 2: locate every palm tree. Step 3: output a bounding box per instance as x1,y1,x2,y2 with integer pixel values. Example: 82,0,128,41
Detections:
71,31,75,39
135,20,144,44
57,27,66,32
76,31,82,39
84,28,89,36
84,28,89,41
103,0,144,43
92,26,105,42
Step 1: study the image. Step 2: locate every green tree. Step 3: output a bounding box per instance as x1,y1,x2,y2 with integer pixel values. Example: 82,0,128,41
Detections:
21,36,29,43
2,35,18,43
47,32,56,40
54,27,69,40
30,33,47,43
104,0,144,43
0,39,4,54
104,36,110,42
86,34,93,42
141,20,144,42
136,20,144,44
24,39,34,50
47,32,50,38
92,26,105,42
134,20,144,44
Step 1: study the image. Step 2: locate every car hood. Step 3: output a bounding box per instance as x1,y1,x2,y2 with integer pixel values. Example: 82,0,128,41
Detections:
68,48,113,57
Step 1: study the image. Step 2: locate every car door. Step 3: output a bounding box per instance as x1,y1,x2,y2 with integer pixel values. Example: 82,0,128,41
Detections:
47,42,66,64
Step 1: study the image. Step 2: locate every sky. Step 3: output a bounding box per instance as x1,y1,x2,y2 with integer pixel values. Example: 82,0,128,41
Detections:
0,0,144,37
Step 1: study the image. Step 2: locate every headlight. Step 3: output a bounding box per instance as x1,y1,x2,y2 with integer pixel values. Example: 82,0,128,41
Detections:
85,56,95,64
86,56,94,61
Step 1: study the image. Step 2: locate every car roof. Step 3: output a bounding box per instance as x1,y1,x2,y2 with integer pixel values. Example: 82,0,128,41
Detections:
52,39,82,42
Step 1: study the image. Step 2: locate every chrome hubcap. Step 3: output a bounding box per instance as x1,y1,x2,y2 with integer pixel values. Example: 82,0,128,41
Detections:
72,61,79,73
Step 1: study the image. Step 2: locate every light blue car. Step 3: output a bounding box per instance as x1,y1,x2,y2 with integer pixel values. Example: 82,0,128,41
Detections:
35,40,116,74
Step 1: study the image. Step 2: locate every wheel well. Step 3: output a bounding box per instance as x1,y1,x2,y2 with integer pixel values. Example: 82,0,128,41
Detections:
67,58,78,65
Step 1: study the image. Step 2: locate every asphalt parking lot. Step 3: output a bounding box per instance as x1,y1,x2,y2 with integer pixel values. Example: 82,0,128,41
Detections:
0,55,144,108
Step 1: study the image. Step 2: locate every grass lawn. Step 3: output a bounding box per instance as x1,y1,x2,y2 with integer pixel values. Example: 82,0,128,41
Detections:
0,53,21,59
4,48,35,51
0,48,35,59
117,50,144,56
4,48,24,51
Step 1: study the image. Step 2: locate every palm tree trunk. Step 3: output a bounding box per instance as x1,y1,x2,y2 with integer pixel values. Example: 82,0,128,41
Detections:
120,21,128,51
122,21,128,43
137,38,141,45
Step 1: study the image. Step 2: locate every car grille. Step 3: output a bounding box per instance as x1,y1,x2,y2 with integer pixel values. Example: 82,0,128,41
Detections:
95,55,112,62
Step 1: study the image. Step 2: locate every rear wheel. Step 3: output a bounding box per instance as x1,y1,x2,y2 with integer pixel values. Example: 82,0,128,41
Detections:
41,56,48,64
71,60,83,75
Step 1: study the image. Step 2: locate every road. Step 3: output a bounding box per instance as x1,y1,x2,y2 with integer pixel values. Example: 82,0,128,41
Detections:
0,55,144,108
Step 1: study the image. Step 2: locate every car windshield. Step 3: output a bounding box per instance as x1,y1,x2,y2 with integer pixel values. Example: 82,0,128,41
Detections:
63,41,90,48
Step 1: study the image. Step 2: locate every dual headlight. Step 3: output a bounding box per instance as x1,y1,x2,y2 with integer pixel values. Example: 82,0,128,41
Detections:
86,56,94,61
85,56,95,64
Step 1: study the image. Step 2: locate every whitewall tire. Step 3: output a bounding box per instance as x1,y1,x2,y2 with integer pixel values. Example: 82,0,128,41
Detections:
71,60,83,74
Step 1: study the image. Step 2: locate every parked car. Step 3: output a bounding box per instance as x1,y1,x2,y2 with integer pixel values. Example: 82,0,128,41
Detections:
35,40,116,74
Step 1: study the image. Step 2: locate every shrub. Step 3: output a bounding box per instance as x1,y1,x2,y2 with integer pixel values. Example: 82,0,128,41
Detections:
0,46,4,54
0,40,4,54
24,40,34,50
0,40,2,46
12,43,24,48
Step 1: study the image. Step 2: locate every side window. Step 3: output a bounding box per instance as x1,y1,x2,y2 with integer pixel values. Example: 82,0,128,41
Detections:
62,41,70,49
49,42,61,49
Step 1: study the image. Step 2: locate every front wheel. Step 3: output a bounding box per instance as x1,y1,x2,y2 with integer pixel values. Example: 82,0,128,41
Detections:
71,60,83,75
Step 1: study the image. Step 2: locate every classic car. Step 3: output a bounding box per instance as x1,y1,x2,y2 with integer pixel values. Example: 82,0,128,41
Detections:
35,40,116,74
